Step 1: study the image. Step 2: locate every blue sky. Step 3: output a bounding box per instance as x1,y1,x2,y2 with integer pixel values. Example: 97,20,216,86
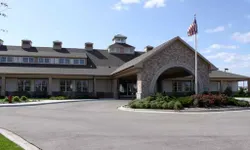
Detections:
1,0,250,76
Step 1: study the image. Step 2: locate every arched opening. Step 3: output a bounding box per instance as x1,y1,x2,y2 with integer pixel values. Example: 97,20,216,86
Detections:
152,67,196,96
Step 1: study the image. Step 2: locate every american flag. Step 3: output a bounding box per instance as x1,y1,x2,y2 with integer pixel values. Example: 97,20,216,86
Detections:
187,17,198,36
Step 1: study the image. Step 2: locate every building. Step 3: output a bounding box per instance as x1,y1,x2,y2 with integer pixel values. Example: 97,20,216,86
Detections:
0,35,249,99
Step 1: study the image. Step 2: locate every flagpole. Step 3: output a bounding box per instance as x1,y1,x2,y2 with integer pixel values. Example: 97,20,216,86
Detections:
194,30,198,94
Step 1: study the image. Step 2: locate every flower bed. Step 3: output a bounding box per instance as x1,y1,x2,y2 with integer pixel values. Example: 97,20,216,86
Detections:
128,93,250,110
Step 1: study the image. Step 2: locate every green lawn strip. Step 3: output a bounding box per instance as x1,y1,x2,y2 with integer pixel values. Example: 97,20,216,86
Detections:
0,134,24,150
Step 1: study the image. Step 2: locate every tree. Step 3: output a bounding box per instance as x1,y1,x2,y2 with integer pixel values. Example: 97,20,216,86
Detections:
0,2,9,33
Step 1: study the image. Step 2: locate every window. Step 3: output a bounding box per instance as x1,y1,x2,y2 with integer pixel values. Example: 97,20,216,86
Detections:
79,59,84,65
59,58,70,64
172,81,192,92
1,56,6,63
173,81,182,92
38,58,50,64
60,80,72,92
0,79,1,92
35,80,47,92
23,57,34,63
18,80,31,92
73,59,79,65
76,80,88,92
73,59,85,65
7,57,13,62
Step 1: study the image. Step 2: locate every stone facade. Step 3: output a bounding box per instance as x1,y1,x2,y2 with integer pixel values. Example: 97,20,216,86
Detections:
136,40,210,99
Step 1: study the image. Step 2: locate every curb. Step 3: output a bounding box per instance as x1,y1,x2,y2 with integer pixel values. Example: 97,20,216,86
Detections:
0,128,40,150
118,106,250,114
0,99,102,107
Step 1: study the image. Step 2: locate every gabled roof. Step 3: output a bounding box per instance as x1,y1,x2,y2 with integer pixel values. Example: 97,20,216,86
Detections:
112,36,217,75
210,70,250,79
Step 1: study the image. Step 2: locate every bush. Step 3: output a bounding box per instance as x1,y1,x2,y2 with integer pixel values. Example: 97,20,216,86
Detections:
12,96,21,102
236,101,250,107
162,102,169,109
191,94,228,107
150,101,158,109
168,100,175,109
174,101,183,110
177,97,193,107
224,87,233,97
20,96,28,102
50,96,67,100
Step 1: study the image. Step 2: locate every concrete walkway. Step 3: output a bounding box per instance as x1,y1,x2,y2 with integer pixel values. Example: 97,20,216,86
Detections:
0,128,40,150
0,99,103,107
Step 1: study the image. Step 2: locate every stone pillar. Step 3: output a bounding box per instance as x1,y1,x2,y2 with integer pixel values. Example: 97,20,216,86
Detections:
220,80,223,93
113,79,118,99
248,80,250,92
1,76,6,96
136,72,143,99
48,77,52,96
93,77,97,97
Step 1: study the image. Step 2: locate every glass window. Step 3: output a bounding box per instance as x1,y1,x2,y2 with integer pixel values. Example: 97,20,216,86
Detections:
38,58,44,63
0,79,1,92
65,59,70,64
7,57,13,62
29,57,34,63
44,58,50,63
59,58,64,64
35,80,47,92
74,59,79,64
172,81,182,92
183,81,192,92
76,80,88,92
1,56,7,62
60,80,72,92
79,59,84,65
18,80,31,92
23,57,29,63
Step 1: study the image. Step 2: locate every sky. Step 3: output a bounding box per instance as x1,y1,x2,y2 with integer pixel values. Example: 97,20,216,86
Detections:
1,0,250,76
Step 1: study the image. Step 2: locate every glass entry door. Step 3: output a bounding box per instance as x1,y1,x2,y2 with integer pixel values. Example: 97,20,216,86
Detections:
119,82,137,98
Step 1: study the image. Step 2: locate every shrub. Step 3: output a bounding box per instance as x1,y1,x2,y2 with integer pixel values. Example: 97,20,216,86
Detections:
177,97,193,107
20,96,28,102
174,101,183,110
191,94,228,107
224,87,233,97
236,101,250,107
150,101,158,109
50,96,67,100
168,100,175,109
162,102,169,109
12,96,21,102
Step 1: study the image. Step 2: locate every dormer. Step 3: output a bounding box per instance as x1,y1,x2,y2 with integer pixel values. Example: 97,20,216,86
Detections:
53,41,62,50
22,39,32,48
112,34,127,44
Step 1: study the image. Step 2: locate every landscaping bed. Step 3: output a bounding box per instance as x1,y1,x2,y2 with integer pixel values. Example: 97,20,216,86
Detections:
128,93,250,110
0,134,23,150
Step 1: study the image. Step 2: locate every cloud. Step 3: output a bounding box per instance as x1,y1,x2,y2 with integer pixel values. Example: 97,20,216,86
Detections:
144,0,166,8
205,26,225,33
202,44,239,54
232,32,250,43
112,2,129,11
207,52,250,63
228,23,232,28
208,44,238,49
112,0,140,11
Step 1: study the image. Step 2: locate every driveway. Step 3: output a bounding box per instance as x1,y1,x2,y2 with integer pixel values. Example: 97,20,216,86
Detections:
0,100,250,150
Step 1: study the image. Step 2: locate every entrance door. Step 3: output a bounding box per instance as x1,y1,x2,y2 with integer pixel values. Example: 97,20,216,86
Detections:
119,82,136,98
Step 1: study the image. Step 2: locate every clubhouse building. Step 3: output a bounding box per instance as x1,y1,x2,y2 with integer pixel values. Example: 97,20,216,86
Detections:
0,34,249,99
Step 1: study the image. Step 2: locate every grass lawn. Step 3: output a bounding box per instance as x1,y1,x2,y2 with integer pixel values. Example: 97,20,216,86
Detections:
0,134,23,150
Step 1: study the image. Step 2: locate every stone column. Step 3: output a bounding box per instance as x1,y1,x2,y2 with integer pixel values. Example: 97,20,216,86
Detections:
1,76,6,96
93,77,97,97
48,77,52,96
113,79,118,99
136,72,143,99
248,80,250,92
220,80,223,93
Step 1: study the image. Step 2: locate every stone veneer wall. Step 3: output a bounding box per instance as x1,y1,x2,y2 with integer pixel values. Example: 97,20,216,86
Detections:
137,40,210,99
